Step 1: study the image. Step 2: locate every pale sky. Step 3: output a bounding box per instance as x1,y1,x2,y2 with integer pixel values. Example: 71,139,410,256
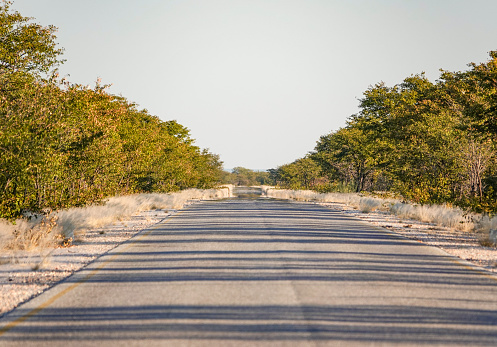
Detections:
13,0,497,170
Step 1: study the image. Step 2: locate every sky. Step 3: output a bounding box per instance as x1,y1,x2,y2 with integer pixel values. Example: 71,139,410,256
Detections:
13,0,497,171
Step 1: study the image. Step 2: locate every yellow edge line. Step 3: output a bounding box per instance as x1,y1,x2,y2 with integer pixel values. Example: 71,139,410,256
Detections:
0,210,183,336
448,257,497,283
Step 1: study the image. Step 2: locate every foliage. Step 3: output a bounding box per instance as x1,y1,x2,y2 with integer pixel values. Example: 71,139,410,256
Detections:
222,167,273,186
271,51,497,212
315,125,377,192
269,157,325,190
0,1,64,77
0,3,222,220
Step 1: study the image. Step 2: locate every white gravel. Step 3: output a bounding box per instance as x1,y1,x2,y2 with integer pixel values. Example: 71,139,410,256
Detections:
318,201,497,272
0,207,178,316
1,198,496,317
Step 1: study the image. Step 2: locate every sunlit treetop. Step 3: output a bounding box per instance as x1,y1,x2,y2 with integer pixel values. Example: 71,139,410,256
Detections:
0,1,64,77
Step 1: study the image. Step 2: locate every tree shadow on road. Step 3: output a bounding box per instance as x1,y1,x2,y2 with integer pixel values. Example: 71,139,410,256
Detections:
5,304,497,345
3,199,497,345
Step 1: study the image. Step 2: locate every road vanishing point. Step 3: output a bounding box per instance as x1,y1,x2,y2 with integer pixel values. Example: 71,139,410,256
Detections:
1,189,497,346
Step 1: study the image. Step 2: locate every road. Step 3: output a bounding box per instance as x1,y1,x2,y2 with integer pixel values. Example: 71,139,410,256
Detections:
1,198,497,346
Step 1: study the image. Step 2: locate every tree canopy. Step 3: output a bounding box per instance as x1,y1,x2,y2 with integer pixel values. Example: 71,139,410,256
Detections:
222,167,273,186
271,51,497,213
0,2,223,220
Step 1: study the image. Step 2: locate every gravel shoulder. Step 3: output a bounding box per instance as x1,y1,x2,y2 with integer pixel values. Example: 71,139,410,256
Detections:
0,207,179,316
318,201,497,272
1,198,496,317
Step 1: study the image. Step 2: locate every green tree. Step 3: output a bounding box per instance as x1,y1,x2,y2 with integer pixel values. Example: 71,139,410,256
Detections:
315,125,377,192
351,74,467,203
0,1,63,79
0,2,224,221
222,167,273,186
272,157,322,190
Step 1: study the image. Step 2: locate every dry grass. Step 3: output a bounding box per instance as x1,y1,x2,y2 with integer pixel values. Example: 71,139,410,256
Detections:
266,189,393,213
266,188,483,234
2,214,60,251
477,227,497,248
478,233,496,248
0,187,232,252
389,202,476,232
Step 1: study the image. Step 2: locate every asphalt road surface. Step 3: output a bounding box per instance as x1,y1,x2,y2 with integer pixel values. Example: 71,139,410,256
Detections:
1,198,497,346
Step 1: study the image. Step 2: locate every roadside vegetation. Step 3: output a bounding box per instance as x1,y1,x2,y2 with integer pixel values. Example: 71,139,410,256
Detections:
270,51,497,216
0,2,229,252
221,167,274,186
265,188,497,246
0,188,232,251
265,189,475,231
0,1,223,224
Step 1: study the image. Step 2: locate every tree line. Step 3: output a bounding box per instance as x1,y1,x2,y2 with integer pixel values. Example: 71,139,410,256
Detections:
0,2,222,221
221,167,272,186
271,51,497,213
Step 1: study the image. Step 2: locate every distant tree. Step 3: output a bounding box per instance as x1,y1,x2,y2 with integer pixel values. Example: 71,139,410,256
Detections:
272,157,323,190
230,167,254,186
315,125,377,193
221,167,273,186
254,171,273,185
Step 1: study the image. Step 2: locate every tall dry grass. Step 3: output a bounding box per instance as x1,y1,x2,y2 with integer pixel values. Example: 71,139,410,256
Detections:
266,188,486,233
0,187,232,251
266,189,390,213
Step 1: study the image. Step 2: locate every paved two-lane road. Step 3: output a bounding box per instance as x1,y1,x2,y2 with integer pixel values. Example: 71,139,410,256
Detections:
1,198,497,346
